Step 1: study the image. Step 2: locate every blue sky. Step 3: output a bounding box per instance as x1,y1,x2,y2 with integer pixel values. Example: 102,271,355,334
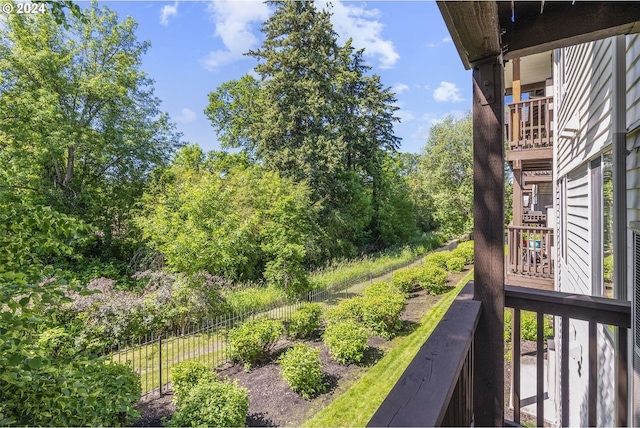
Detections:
101,1,472,154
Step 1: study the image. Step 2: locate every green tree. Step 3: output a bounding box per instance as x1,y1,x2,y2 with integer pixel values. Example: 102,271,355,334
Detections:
416,113,473,236
247,0,342,202
0,3,182,259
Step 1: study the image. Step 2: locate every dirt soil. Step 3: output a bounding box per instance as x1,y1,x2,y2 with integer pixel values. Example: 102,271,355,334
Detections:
133,269,469,427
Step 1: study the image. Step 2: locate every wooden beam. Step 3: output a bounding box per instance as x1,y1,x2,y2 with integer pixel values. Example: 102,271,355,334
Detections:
506,146,553,162
502,2,640,60
437,1,501,70
472,57,504,426
513,168,523,226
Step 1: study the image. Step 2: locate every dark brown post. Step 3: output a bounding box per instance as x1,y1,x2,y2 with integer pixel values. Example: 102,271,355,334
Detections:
472,57,505,426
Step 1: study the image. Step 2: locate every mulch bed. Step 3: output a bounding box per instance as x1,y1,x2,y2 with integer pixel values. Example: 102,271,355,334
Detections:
133,270,468,427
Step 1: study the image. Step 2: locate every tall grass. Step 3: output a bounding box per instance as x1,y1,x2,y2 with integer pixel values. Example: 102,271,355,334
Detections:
310,231,447,289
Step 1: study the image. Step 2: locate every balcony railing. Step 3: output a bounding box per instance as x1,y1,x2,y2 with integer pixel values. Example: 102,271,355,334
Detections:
367,282,631,427
368,282,479,427
505,285,631,427
507,225,554,280
508,97,553,150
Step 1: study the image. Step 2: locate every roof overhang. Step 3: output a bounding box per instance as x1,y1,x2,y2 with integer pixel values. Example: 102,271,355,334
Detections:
437,1,640,70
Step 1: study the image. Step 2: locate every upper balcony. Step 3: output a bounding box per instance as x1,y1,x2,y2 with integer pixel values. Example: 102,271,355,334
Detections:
506,96,554,171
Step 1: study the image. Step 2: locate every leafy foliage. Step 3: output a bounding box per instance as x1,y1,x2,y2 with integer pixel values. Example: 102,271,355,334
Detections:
424,251,452,269
414,113,473,236
420,265,449,295
168,380,249,428
228,318,284,370
324,297,364,324
446,256,466,273
504,310,554,342
452,246,474,265
323,320,369,365
391,268,423,293
279,344,326,399
171,360,217,406
288,303,323,339
361,283,406,338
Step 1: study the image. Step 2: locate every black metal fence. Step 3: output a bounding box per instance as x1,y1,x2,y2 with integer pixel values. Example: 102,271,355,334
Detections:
110,241,459,397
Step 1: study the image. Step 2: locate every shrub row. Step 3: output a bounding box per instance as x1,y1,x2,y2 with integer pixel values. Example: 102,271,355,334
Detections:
228,318,284,371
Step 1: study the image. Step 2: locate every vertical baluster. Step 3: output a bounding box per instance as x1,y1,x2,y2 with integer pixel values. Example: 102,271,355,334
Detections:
588,322,597,427
536,312,544,427
513,309,521,424
158,334,163,397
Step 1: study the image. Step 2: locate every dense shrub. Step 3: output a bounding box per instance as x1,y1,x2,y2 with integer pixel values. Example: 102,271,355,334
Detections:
445,256,466,273
452,246,474,265
362,283,406,338
323,320,369,365
420,265,448,295
504,310,554,342
2,359,141,427
324,296,364,324
228,318,284,370
424,251,451,269
288,303,322,339
171,360,217,405
168,380,249,427
392,267,422,293
457,240,474,251
279,343,326,399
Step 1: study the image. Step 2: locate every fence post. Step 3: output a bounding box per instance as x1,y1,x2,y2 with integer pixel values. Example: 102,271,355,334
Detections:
158,334,163,397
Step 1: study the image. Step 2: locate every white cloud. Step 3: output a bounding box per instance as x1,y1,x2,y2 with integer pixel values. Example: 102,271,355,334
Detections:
175,107,197,124
159,2,179,26
202,1,271,71
426,36,452,48
396,110,415,123
392,83,410,95
433,81,463,103
329,1,399,69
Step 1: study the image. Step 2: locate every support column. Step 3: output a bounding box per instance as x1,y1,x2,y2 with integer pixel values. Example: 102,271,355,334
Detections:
472,57,505,426
513,160,523,226
511,58,522,142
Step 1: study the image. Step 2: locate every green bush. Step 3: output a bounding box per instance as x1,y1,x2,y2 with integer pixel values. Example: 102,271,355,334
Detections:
324,296,364,324
279,343,326,399
424,251,451,269
504,310,553,342
360,282,406,338
289,303,322,339
2,359,141,427
391,268,422,293
323,320,369,365
445,256,466,273
171,360,217,405
452,246,474,265
168,380,249,427
420,265,448,295
228,318,284,370
457,240,474,251
604,254,613,282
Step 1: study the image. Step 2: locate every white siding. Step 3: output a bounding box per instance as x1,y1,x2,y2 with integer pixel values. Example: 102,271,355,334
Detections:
562,165,590,294
627,34,640,130
557,39,614,177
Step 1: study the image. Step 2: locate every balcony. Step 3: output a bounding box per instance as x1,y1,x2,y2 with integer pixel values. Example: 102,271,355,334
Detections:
506,225,554,290
368,282,631,427
506,97,554,171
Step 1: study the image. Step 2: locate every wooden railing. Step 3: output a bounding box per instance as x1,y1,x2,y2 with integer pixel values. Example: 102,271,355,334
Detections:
367,282,480,427
505,286,631,427
522,213,546,225
508,97,553,150
507,225,554,278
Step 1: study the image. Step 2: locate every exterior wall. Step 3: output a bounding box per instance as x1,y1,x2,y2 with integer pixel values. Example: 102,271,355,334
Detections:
554,36,624,427
626,33,640,426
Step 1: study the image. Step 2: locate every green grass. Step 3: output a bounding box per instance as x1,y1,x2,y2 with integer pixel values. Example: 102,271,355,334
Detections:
303,269,474,427
310,232,447,289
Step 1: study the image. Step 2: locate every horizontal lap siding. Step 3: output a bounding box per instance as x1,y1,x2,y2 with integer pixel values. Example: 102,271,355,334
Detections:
562,166,589,295
557,39,613,177
627,34,640,129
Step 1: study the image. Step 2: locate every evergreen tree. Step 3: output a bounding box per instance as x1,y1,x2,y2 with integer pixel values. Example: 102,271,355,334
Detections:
247,0,342,203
